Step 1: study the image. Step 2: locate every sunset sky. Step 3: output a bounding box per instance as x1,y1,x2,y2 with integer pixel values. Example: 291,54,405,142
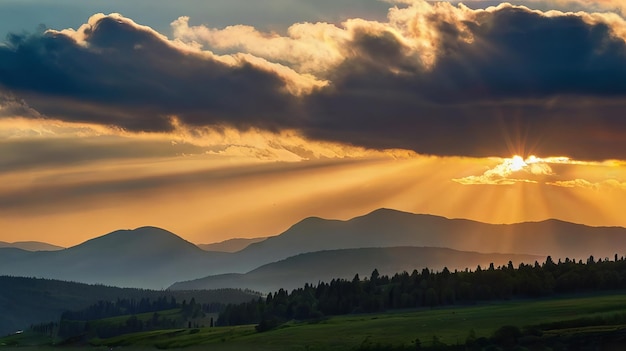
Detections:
1,0,625,247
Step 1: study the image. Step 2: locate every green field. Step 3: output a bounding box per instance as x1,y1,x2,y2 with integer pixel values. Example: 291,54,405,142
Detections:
4,293,626,350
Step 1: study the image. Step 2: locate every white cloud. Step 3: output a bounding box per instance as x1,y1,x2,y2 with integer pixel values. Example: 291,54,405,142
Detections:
454,155,626,190
453,155,554,185
547,179,626,190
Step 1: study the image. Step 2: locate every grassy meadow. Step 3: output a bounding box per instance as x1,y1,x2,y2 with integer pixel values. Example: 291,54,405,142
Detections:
4,292,626,350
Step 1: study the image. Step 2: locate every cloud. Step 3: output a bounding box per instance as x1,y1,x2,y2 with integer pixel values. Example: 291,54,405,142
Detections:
0,136,209,172
2,4,626,159
171,17,349,75
0,93,40,118
453,155,554,185
454,155,626,188
431,0,625,17
0,116,414,175
526,0,625,16
0,13,310,132
547,179,626,190
300,3,626,159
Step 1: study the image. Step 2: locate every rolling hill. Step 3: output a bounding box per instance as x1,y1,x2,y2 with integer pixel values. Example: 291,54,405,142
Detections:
0,276,260,337
198,237,267,252
0,241,64,251
169,246,544,293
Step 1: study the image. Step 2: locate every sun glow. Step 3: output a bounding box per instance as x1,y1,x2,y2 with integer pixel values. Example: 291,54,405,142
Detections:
508,155,527,172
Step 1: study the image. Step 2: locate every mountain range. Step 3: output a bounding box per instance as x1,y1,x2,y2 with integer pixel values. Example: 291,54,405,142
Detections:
2,209,626,290
216,209,626,274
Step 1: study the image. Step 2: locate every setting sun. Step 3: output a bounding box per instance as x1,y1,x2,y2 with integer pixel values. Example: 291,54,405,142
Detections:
509,155,527,172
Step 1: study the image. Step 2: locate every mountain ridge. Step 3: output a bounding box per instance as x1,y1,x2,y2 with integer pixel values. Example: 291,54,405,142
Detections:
0,227,227,289
223,209,626,275
2,209,626,289
198,237,268,252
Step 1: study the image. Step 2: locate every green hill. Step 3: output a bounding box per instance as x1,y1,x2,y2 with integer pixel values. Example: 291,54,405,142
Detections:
32,293,626,350
0,276,259,336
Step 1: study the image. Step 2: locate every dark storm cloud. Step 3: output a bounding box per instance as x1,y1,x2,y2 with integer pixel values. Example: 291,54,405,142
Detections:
2,5,626,160
302,6,626,159
0,15,296,132
0,93,40,118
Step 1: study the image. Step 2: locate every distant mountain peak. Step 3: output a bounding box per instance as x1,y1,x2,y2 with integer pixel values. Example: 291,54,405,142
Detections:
69,226,201,254
285,216,339,231
356,208,448,221
367,207,409,215
132,226,174,233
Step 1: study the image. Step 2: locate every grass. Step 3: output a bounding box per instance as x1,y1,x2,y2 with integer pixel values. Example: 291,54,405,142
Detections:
4,293,626,350
0,331,58,348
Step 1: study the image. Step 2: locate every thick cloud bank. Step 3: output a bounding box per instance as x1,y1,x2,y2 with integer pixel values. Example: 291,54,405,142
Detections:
1,2,626,159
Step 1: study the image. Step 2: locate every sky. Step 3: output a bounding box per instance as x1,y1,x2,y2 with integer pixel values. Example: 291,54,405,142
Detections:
1,0,625,247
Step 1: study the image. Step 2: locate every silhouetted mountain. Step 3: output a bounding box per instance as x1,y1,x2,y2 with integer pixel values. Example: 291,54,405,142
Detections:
3,209,625,290
198,237,268,252
222,209,626,273
0,227,228,289
0,276,259,336
170,246,543,293
0,241,64,251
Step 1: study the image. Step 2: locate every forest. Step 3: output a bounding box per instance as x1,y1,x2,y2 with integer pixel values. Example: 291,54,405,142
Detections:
56,296,220,339
25,253,626,348
218,254,626,329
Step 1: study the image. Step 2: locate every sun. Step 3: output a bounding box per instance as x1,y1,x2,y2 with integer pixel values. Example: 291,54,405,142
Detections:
508,155,528,172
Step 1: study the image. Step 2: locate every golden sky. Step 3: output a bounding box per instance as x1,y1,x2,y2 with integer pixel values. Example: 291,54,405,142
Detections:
1,118,624,247
1,0,626,246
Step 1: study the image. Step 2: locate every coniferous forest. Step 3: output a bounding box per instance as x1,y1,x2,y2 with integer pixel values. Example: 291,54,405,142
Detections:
218,255,626,329
15,254,626,350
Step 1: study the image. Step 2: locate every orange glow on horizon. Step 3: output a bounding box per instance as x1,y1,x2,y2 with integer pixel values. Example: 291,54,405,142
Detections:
0,119,625,247
1,151,625,247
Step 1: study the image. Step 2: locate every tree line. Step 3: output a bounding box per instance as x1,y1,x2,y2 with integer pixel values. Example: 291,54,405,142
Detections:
218,254,626,329
57,296,217,339
60,296,178,321
0,275,259,337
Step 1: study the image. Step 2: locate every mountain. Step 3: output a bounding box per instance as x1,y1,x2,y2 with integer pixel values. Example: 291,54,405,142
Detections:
0,227,228,289
0,241,64,251
2,209,626,290
220,209,626,273
169,246,544,293
0,276,260,337
198,237,267,252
